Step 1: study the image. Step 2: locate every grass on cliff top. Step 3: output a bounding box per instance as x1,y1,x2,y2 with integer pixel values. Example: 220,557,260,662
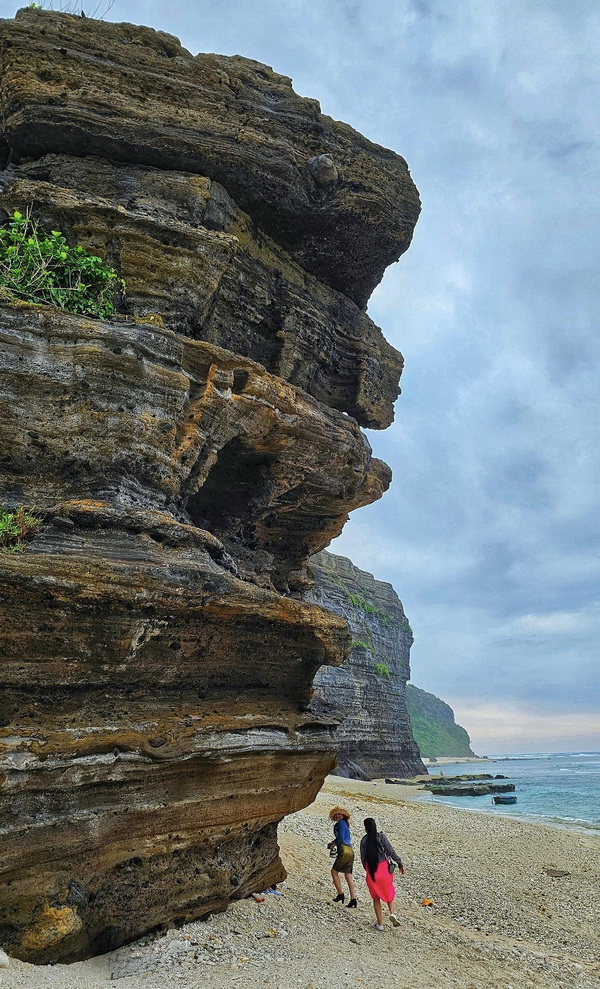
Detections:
0,210,123,319
0,507,42,553
408,709,474,760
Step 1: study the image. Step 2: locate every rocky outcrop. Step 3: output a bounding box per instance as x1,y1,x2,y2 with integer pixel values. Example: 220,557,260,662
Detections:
307,552,426,779
0,9,420,964
425,782,515,797
1,154,404,429
406,685,476,759
0,12,419,309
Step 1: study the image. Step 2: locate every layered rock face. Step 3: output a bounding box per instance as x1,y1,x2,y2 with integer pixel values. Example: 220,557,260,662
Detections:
406,685,477,759
0,9,420,963
308,552,426,779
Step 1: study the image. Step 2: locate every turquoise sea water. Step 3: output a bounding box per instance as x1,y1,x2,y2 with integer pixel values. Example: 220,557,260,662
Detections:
420,752,600,832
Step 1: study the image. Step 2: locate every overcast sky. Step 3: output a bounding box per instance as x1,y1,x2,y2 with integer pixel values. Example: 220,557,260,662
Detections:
4,0,598,754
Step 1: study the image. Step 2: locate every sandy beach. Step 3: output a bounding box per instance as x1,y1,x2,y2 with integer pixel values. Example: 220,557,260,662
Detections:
2,775,598,989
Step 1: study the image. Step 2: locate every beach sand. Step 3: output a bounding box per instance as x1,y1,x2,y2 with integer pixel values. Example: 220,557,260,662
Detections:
2,775,599,989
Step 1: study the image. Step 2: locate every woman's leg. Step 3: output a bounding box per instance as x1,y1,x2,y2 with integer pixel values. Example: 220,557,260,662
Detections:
387,895,400,926
344,872,357,900
372,897,383,925
331,868,343,895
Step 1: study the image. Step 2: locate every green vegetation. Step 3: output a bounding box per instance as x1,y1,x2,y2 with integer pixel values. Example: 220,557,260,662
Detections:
0,507,42,553
0,210,123,319
400,618,413,636
351,638,374,653
346,592,391,626
406,684,475,758
373,661,391,678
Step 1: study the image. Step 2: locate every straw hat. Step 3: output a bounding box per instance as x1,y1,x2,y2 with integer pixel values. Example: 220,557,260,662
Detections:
328,806,351,821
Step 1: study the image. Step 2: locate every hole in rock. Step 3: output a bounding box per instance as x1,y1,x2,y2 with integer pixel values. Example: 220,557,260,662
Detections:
186,437,275,538
232,370,249,394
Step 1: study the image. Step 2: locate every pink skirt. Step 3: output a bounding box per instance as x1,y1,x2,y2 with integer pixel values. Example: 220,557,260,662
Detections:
365,859,396,903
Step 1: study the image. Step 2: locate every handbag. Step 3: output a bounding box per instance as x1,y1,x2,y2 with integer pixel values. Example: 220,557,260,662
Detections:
377,832,398,874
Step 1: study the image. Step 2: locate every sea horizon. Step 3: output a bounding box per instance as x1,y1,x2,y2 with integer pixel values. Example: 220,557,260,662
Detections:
417,751,600,833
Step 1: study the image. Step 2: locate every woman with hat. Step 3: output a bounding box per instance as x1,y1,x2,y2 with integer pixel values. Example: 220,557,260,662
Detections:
327,806,357,907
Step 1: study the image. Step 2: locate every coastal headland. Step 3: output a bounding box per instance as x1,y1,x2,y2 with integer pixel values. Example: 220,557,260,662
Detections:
4,776,599,989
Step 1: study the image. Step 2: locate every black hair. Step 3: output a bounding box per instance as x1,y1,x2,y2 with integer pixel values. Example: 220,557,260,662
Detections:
363,817,380,880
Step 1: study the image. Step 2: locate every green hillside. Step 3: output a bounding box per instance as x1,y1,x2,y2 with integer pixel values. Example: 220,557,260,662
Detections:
406,684,476,758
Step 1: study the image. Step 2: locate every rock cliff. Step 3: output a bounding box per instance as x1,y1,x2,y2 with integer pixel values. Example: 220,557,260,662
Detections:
0,9,420,963
307,552,426,779
406,685,476,759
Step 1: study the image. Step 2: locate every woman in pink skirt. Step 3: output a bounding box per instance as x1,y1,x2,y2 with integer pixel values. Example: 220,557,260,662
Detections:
359,817,404,930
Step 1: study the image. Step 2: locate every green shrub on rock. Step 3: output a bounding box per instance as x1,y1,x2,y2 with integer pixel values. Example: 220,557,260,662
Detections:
0,210,123,319
0,507,42,553
373,661,391,678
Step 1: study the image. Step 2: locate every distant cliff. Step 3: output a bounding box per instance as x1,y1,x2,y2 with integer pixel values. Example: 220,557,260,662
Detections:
307,551,426,779
406,685,476,758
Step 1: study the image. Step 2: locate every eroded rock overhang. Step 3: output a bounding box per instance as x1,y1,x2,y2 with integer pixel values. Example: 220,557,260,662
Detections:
0,7,420,962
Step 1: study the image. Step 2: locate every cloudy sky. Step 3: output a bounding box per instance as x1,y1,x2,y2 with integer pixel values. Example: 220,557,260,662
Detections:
4,0,598,753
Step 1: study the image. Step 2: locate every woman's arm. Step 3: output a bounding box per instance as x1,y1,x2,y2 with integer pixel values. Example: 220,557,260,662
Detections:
359,835,367,868
380,832,404,870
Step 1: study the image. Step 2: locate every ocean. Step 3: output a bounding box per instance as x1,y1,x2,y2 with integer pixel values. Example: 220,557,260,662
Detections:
420,752,600,832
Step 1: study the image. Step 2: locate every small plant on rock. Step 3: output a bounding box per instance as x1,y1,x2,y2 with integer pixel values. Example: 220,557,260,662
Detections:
351,638,374,653
0,507,42,553
0,210,123,319
373,661,391,678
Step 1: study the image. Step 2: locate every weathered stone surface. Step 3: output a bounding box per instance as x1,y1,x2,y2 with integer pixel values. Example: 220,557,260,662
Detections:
0,304,373,960
0,9,417,964
307,551,426,779
0,9,420,308
0,155,403,428
0,306,388,591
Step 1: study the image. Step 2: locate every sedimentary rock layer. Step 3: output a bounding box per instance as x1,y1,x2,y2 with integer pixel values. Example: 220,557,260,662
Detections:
0,304,379,961
308,551,426,779
0,306,389,591
0,8,419,963
0,156,403,428
0,9,421,307
0,508,345,962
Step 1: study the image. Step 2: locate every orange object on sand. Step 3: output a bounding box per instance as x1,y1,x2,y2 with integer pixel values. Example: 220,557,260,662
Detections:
421,898,434,907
